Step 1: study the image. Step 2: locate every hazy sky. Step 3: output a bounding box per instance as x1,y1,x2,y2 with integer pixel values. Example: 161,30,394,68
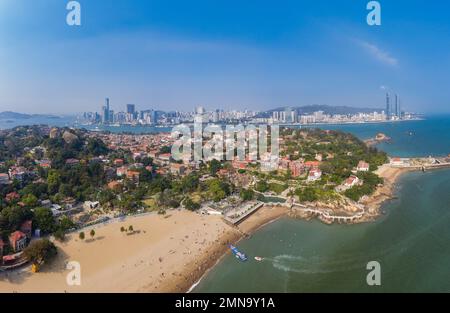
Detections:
1,0,450,114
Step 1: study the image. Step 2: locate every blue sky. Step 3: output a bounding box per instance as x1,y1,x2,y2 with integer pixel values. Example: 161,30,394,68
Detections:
1,0,450,114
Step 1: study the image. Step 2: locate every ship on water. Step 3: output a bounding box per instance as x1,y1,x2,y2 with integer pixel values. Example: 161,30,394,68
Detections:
229,245,248,262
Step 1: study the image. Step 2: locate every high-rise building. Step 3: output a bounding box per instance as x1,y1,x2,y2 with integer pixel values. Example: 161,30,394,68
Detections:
102,98,110,124
195,106,205,115
386,93,391,120
395,94,401,118
212,109,219,123
151,110,157,124
291,110,298,123
195,106,206,123
127,104,136,115
273,111,279,121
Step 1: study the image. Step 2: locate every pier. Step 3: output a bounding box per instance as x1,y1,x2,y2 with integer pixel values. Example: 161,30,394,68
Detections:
291,203,365,224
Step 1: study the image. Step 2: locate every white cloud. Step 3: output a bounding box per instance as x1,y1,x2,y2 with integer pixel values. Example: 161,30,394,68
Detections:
358,40,398,67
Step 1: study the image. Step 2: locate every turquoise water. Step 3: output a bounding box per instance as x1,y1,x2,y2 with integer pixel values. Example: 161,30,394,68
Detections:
194,169,450,293
194,116,450,293
83,115,450,157
0,116,75,130
309,116,450,157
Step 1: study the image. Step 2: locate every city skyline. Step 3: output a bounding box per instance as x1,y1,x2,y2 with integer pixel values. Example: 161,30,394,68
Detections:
2,0,450,114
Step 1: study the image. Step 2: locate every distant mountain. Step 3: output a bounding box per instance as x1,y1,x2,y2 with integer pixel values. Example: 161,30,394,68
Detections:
263,105,383,116
0,111,60,119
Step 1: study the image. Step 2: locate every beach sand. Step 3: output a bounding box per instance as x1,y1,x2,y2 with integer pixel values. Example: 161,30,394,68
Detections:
0,211,241,293
361,164,411,215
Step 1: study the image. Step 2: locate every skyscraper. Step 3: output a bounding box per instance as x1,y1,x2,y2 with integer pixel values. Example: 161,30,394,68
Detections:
291,110,298,124
151,110,157,125
127,104,136,115
386,93,391,120
102,98,110,124
273,111,279,121
395,94,401,118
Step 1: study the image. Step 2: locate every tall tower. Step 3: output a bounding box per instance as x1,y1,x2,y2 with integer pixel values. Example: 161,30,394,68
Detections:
396,95,401,118
385,93,391,120
102,98,110,124
127,104,136,115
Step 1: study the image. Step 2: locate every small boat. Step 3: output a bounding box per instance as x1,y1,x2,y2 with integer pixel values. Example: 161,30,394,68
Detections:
254,256,263,262
229,245,248,262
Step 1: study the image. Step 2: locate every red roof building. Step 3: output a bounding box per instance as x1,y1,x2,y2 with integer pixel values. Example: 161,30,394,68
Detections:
108,180,123,191
304,161,320,169
289,161,305,178
5,192,20,203
344,175,360,187
9,231,27,253
357,161,370,172
126,170,140,181
114,159,124,166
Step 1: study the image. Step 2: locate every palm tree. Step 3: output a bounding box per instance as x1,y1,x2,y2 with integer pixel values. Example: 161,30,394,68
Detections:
128,225,134,232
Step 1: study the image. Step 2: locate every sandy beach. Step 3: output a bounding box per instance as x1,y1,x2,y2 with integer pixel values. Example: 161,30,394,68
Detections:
361,164,412,215
0,211,241,293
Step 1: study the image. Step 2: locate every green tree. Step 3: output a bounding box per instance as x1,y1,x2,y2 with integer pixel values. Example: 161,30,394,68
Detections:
53,229,66,242
184,197,200,211
47,170,61,194
23,239,57,266
79,232,85,240
86,137,109,156
22,194,39,208
206,179,229,202
33,207,56,234
240,189,255,201
255,180,269,193
159,146,171,154
90,229,96,239
208,159,222,176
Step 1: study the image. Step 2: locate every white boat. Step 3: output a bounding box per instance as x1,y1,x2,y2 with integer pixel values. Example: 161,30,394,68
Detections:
254,256,263,262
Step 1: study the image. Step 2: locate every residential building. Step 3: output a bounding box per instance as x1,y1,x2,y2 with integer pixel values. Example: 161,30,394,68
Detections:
357,161,370,172
289,161,305,177
307,168,322,182
108,180,123,191
9,231,27,253
126,170,140,181
0,173,10,184
170,163,186,176
344,175,360,188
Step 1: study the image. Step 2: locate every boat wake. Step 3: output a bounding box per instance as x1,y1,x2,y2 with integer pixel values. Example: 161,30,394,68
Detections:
268,254,368,275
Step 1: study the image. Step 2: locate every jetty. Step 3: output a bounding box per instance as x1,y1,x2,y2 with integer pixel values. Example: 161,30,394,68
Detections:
291,203,365,224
